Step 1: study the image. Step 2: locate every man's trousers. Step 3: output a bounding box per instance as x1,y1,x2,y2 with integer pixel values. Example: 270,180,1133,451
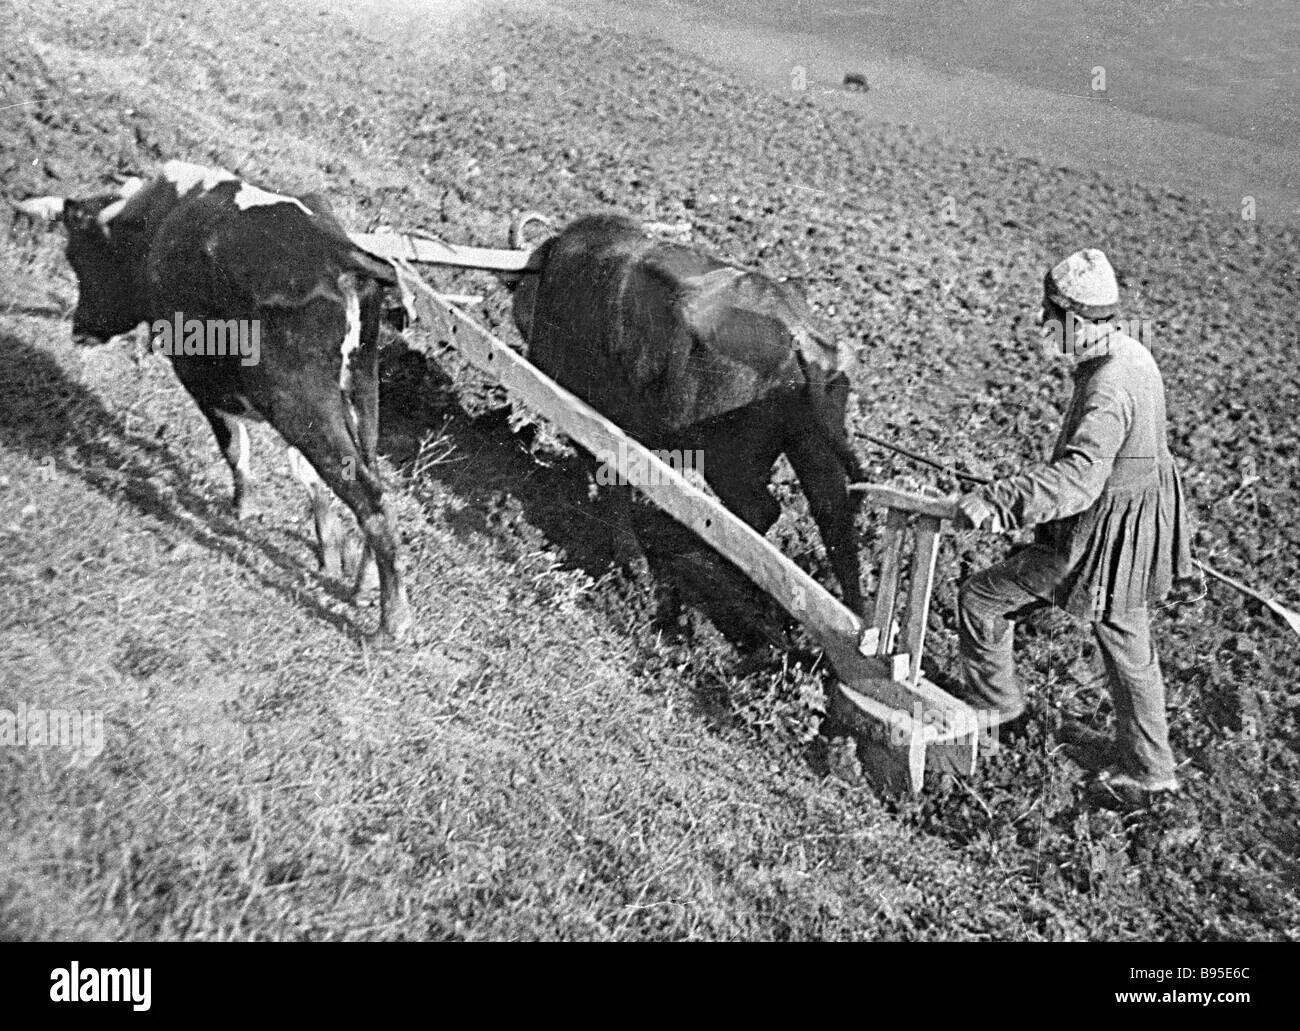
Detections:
957,544,1177,785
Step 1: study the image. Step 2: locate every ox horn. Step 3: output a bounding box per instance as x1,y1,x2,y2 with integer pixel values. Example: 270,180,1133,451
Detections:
508,210,552,251
95,174,148,227
14,196,66,222
109,174,146,200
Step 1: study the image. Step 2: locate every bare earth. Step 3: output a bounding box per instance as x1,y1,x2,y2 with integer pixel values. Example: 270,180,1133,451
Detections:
576,0,1300,225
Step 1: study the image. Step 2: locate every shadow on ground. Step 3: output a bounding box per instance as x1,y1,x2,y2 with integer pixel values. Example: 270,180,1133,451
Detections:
0,330,358,637
2,324,839,740
378,339,809,657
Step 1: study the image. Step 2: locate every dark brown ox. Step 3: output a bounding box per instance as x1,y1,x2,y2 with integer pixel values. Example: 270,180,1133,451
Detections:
509,214,864,614
17,161,412,639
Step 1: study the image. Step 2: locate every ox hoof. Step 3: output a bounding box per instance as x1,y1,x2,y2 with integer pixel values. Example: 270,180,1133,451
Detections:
610,536,650,576
232,497,264,521
321,551,344,580
366,628,401,650
351,584,380,609
348,557,380,603
651,583,688,635
317,533,346,580
376,596,414,644
341,535,374,585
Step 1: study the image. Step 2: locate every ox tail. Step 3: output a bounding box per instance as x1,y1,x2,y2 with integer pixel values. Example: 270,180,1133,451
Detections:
795,350,865,499
823,411,866,484
343,242,413,332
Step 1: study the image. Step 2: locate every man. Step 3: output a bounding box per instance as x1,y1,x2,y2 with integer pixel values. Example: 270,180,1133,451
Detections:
954,248,1198,798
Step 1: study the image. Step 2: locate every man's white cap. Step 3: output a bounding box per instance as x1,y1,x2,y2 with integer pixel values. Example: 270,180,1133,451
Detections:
1044,248,1119,319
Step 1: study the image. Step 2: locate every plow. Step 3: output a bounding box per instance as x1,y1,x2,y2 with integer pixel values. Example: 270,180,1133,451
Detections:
351,220,984,793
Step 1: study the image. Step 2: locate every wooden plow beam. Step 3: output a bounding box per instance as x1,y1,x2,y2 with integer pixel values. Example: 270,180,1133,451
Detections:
396,263,979,793
352,231,538,273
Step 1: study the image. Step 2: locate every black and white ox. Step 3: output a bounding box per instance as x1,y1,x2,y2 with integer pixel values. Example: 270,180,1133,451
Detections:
17,161,412,639
508,214,864,614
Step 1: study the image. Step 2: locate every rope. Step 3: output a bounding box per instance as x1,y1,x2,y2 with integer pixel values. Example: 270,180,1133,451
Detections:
852,430,989,486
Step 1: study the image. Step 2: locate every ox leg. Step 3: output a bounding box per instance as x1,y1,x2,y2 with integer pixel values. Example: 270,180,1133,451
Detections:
279,408,411,642
784,433,864,616
580,450,646,571
286,447,346,580
268,287,411,641
200,405,254,519
334,476,411,642
342,295,384,597
605,484,645,569
667,437,783,635
701,441,782,537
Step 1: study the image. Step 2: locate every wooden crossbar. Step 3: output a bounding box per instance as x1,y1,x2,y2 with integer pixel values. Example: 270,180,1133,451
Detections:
849,483,958,520
856,487,955,688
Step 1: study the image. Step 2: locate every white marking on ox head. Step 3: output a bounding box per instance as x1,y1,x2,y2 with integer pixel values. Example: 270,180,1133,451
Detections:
161,160,238,196
14,196,65,221
232,182,313,216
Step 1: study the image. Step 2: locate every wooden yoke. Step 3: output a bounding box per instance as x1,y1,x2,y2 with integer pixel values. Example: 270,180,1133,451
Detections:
833,484,981,792
350,231,539,273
